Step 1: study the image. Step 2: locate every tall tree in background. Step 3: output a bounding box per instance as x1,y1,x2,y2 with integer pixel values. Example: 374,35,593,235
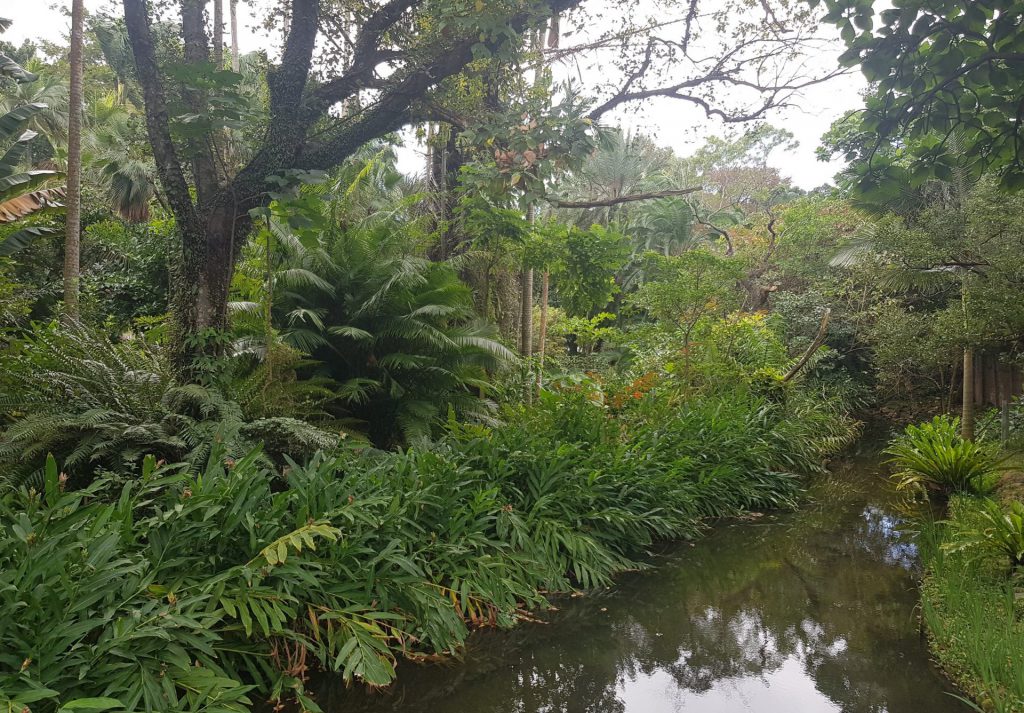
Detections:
229,0,239,72
213,0,224,67
63,0,85,320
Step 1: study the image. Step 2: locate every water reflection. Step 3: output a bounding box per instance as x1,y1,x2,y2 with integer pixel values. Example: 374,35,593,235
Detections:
320,463,969,713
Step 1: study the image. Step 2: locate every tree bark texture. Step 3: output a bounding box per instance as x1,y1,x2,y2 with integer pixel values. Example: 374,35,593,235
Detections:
537,269,549,390
213,0,224,66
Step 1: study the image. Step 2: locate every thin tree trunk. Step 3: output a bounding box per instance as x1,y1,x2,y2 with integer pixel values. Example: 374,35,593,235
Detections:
230,0,240,72
63,0,85,322
520,267,533,355
519,25,547,373
520,200,536,359
213,0,224,66
537,270,549,391
946,356,960,414
962,347,975,441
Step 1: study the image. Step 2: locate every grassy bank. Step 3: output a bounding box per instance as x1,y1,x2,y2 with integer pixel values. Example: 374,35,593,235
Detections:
0,385,855,713
919,491,1024,713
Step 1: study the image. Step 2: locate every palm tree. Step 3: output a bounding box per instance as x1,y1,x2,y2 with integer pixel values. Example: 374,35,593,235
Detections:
0,62,68,147
64,0,86,320
213,0,224,66
85,95,157,222
0,115,64,254
555,129,673,230
230,0,240,72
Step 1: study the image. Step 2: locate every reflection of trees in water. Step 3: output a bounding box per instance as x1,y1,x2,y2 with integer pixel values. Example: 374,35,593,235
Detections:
861,506,919,569
326,474,966,713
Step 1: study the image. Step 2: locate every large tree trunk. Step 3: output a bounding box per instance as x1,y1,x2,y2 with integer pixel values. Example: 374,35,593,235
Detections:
121,0,583,367
169,205,244,363
63,0,85,322
962,347,975,441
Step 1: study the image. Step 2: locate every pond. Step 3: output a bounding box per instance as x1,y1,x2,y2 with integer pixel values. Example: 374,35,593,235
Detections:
317,455,971,713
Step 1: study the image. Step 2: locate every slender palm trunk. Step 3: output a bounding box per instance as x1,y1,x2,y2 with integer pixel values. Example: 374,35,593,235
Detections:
213,0,224,67
519,26,550,387
961,276,974,441
230,0,240,72
520,202,535,362
962,347,975,441
63,0,85,322
520,267,533,355
537,270,549,390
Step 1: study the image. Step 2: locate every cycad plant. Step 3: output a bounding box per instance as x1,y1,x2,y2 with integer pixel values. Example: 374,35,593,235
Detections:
0,323,338,487
269,218,515,446
884,415,1000,498
231,155,515,447
946,498,1024,573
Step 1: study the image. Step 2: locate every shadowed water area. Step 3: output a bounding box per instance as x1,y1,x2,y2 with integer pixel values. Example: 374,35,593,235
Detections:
318,457,971,713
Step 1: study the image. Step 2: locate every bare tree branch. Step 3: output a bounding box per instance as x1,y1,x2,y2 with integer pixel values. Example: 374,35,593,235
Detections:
783,308,831,382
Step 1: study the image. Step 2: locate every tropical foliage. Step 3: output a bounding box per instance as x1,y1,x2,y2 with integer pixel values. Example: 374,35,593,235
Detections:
884,416,1001,498
0,362,856,712
0,24,63,256
2,3,1024,713
920,495,1024,713
0,324,339,487
946,497,1024,572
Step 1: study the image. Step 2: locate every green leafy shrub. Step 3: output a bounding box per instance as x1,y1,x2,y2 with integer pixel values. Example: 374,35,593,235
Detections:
0,369,856,711
0,324,337,487
80,218,172,331
884,415,1000,498
234,215,514,447
919,497,1024,713
946,498,1024,572
976,396,1024,449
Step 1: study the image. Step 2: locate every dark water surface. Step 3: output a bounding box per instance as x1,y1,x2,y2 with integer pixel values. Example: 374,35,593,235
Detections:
319,458,970,713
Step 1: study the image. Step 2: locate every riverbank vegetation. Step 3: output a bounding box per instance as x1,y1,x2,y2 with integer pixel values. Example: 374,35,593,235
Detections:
919,488,1024,713
884,422,1024,712
3,0,1024,711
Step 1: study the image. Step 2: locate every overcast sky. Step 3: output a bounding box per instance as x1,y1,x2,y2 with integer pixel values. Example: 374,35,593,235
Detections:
5,1,866,189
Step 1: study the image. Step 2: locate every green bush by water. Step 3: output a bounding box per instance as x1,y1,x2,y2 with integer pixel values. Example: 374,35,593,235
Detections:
919,497,1024,713
884,415,1000,498
0,385,854,712
946,498,1024,571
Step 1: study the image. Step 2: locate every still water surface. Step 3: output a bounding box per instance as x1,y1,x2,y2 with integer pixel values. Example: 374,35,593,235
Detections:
321,457,971,713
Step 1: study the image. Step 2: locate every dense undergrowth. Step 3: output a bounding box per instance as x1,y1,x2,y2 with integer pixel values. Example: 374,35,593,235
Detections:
919,493,1024,713
0,379,856,713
